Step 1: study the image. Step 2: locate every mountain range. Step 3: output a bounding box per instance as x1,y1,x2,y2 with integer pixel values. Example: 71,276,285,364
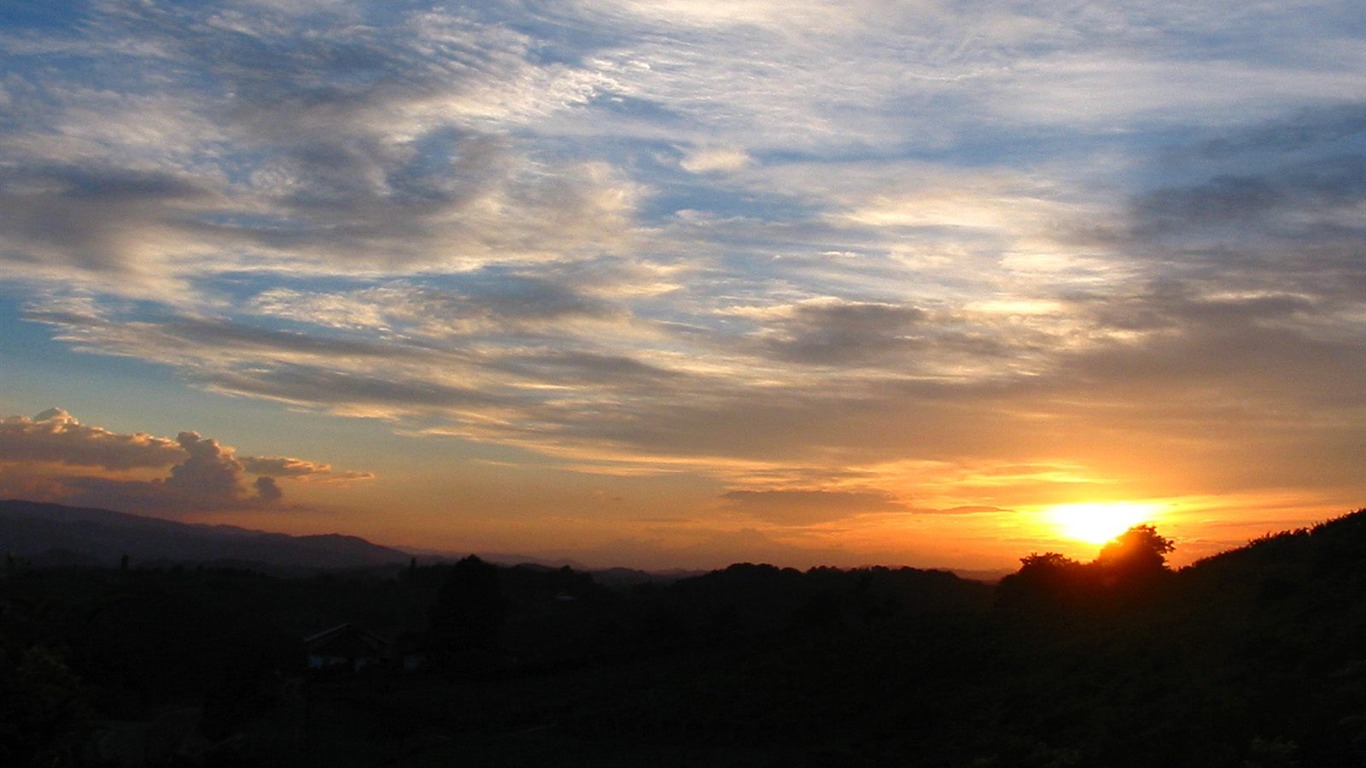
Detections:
0,499,412,573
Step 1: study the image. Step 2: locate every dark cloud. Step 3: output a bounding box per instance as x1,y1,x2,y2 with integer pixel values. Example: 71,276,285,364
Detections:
0,165,215,273
42,434,280,514
1077,282,1319,334
447,273,620,323
56,473,277,515
757,300,929,366
23,305,420,366
322,275,619,331
1134,174,1282,229
254,476,283,503
1079,107,1366,430
1065,292,1366,405
161,316,409,359
735,298,1034,377
1134,154,1366,238
1195,103,1366,158
202,363,510,412
714,382,1005,462
486,349,679,389
1061,107,1366,476
723,489,904,525
1129,103,1366,270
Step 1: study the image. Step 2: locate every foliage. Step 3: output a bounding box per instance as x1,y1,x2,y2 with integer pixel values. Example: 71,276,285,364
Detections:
999,552,1089,602
0,644,89,767
1096,524,1174,577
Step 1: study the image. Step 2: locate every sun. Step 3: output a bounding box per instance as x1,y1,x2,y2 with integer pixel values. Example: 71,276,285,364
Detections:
1047,502,1161,545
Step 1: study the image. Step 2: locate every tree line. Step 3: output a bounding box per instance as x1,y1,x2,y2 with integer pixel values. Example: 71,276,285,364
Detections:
4,511,1366,766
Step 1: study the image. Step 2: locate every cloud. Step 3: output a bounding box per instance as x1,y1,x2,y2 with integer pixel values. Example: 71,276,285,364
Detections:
0,1,1362,530
1117,102,1366,259
0,164,219,294
22,301,421,371
748,299,930,366
166,432,246,501
0,408,185,470
21,290,692,437
921,505,1008,515
0,409,372,513
1195,103,1366,157
988,54,1366,129
238,455,376,483
1131,155,1366,245
249,274,622,337
679,146,752,174
723,488,905,525
0,2,640,295
254,476,284,503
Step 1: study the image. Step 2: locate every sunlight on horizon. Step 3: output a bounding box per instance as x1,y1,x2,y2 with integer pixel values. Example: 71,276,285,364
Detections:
1046,502,1164,545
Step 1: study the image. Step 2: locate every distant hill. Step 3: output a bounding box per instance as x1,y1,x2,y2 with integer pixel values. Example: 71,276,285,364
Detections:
0,499,412,573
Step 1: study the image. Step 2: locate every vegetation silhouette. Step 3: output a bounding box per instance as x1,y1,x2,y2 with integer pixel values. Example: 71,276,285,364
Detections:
427,555,507,678
1097,523,1173,576
998,523,1176,610
3,506,1366,766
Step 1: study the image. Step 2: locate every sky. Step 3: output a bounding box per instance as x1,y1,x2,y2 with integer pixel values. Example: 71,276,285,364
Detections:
1,0,1363,571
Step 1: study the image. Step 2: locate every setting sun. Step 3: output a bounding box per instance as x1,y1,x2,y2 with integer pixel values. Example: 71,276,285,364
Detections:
1047,502,1162,545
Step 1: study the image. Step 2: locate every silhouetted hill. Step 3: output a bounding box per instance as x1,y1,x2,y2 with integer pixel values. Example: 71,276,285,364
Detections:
8,501,1366,766
0,499,411,572
590,566,699,588
981,508,1366,767
1184,507,1366,587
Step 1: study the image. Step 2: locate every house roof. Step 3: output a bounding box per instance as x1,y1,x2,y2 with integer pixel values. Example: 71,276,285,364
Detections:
304,623,393,656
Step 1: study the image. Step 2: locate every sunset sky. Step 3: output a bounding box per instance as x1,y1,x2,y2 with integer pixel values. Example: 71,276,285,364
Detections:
1,0,1362,571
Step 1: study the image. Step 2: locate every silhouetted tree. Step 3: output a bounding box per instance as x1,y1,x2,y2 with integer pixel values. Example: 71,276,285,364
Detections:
1096,525,1174,580
996,552,1091,609
428,556,506,677
1018,552,1085,578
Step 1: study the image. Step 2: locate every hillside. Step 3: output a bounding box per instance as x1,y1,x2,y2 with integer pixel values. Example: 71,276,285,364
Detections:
4,505,1366,767
0,499,412,572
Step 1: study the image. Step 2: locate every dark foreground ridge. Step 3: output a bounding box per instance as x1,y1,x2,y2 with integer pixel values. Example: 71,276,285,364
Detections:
3,503,1366,767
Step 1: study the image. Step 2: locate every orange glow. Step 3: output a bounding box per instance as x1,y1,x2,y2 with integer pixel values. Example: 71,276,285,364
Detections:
1046,502,1163,545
